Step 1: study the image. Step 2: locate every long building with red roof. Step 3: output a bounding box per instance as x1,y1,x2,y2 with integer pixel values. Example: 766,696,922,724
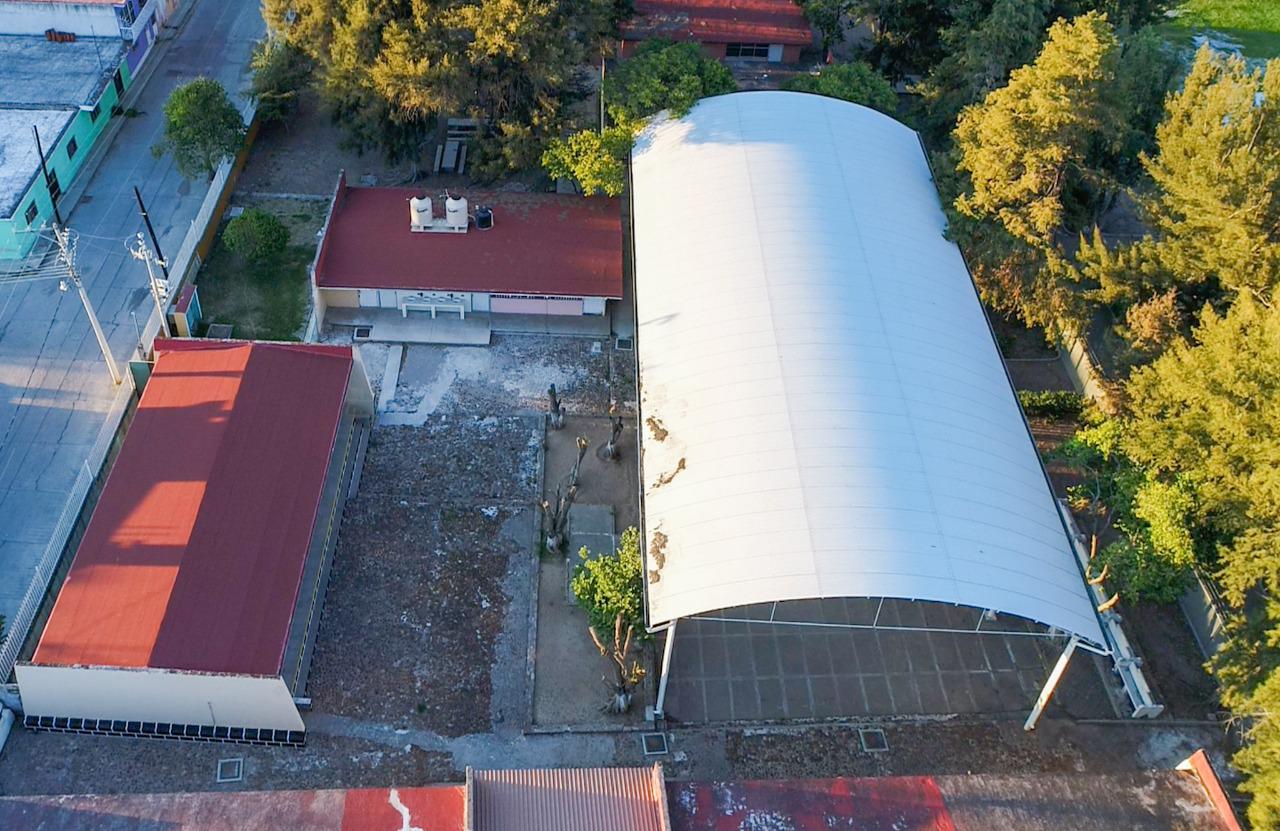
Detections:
619,0,814,63
15,339,374,745
311,172,623,340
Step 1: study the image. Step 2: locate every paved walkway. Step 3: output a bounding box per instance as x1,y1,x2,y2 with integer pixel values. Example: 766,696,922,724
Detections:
0,0,264,626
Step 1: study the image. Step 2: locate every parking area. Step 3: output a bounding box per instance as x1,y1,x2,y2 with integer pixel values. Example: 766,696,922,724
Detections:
664,598,1116,723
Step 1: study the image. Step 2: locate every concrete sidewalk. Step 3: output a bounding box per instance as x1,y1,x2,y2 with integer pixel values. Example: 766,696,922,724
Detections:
0,0,265,628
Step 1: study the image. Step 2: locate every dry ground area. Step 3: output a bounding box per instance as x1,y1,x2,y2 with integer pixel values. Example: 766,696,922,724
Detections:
306,420,541,737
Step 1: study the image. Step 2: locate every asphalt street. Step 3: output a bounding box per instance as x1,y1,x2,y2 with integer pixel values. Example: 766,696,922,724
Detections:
0,0,265,628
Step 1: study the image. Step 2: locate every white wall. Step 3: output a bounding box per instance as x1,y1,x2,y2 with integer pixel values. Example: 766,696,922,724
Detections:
767,44,784,62
582,297,606,315
15,664,305,732
0,3,118,35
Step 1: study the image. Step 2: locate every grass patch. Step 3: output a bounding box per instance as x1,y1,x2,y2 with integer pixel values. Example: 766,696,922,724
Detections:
195,232,311,341
1160,0,1280,58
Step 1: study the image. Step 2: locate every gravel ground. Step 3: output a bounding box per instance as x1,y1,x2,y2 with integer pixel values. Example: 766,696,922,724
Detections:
0,729,453,796
308,420,541,737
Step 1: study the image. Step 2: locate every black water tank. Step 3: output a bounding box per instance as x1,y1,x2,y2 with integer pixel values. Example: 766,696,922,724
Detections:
475,205,494,230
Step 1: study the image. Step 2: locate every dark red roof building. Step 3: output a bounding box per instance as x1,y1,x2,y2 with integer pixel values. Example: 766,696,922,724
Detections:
311,173,623,337
16,339,374,745
620,0,814,63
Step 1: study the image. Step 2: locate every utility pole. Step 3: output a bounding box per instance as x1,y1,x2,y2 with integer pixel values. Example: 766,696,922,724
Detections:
53,226,122,386
132,186,170,282
129,233,171,338
32,123,122,384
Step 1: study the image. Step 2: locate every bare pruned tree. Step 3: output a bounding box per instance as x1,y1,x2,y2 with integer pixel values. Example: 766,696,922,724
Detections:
540,481,578,552
569,435,589,488
548,384,565,429
603,402,624,461
588,612,645,714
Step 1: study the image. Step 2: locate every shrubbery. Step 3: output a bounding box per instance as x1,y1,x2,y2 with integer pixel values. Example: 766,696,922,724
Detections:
1016,389,1085,418
223,208,289,264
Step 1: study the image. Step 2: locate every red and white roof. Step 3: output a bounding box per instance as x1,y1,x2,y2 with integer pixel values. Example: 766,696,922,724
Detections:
622,0,813,46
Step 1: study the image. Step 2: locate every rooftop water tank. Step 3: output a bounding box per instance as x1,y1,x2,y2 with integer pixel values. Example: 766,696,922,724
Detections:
475,205,494,230
410,196,432,227
445,195,468,230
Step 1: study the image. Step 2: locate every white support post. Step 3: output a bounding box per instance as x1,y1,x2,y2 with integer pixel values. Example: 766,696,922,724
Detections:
653,619,678,719
1024,635,1079,731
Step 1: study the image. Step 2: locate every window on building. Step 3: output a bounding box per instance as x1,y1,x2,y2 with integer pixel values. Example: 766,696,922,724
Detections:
46,169,62,203
89,103,101,122
24,203,38,226
113,70,125,97
725,43,770,59
67,138,78,160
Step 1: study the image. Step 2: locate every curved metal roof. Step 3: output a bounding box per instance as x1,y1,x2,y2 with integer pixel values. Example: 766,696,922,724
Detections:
631,91,1105,646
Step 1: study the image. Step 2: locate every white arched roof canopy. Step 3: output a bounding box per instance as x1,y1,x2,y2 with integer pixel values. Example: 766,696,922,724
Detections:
631,91,1105,647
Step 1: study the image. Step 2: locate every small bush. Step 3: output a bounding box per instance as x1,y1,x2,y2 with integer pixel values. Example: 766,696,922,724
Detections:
1017,389,1086,419
223,208,289,263
784,62,898,114
571,527,644,635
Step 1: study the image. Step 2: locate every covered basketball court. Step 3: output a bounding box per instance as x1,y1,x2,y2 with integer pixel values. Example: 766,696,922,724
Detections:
630,92,1112,726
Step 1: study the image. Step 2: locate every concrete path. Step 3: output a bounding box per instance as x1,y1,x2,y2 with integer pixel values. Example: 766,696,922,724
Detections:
0,0,265,624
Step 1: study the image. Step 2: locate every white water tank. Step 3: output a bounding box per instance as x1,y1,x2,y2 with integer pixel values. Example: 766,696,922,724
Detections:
445,195,468,230
410,196,432,227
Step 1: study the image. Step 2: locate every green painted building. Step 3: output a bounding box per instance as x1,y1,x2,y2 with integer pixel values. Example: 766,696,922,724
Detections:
0,34,132,260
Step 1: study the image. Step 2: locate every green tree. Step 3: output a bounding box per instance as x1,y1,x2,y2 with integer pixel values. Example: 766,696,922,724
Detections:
851,0,952,81
603,40,736,127
784,61,898,113
1140,47,1280,300
250,38,314,124
1122,293,1280,829
954,12,1120,246
263,0,613,166
544,41,736,195
571,526,644,636
223,208,289,264
915,0,1051,134
800,0,854,54
542,125,632,196
152,78,246,180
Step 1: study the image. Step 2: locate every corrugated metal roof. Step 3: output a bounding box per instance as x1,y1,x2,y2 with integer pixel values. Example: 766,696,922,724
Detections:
31,340,354,675
621,0,813,46
630,92,1106,647
471,766,668,831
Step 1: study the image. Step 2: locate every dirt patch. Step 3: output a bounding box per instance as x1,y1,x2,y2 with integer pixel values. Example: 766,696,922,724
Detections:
307,420,540,737
722,720,1227,781
237,91,416,196
1121,602,1219,720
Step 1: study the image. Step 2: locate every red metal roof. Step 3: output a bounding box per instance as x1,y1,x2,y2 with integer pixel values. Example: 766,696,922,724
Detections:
0,786,465,830
32,340,354,676
471,766,667,831
622,0,813,46
314,176,624,298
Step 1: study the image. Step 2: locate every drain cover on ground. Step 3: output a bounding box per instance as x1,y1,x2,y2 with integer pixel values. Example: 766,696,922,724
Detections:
641,732,669,756
616,337,634,351
859,728,889,752
216,757,244,783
